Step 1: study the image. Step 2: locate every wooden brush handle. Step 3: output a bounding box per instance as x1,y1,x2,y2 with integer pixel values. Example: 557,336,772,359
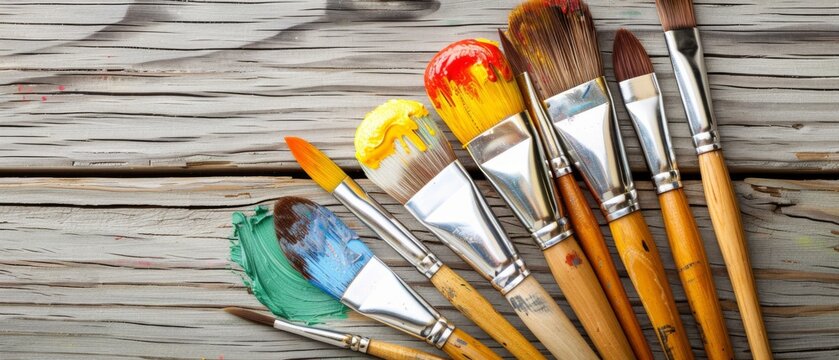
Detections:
699,150,772,359
367,340,447,360
441,327,502,360
659,188,734,360
429,264,545,360
543,236,635,359
505,275,598,360
609,211,693,360
556,173,654,360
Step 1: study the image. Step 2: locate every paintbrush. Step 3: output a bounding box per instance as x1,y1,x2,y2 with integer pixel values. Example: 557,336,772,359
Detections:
613,28,734,360
286,135,545,360
499,28,655,360
355,100,597,360
424,38,634,360
507,1,693,358
273,197,501,360
654,2,772,358
224,307,445,360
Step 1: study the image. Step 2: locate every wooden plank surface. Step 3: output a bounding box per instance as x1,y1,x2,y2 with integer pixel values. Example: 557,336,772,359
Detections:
1,177,836,359
1,0,838,174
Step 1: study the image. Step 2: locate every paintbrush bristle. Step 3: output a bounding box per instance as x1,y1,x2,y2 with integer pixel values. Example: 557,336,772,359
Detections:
655,0,697,31
224,307,276,327
274,196,373,299
508,0,602,99
613,29,655,82
355,100,456,204
424,38,525,144
285,137,348,192
497,29,527,76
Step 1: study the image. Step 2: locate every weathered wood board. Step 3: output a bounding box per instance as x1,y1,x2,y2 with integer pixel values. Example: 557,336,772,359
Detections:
1,177,836,359
1,0,837,174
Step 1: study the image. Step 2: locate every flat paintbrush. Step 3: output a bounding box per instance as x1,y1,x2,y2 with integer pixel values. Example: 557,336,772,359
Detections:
355,100,596,360
508,1,693,358
614,28,733,360
655,2,772,358
424,38,634,360
224,307,445,360
274,197,500,360
499,28,654,360
285,135,545,360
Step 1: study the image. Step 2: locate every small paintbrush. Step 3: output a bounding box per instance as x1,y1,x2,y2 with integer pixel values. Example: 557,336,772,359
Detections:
273,197,501,360
655,2,772,358
354,100,596,360
507,1,693,358
614,28,734,360
424,38,634,360
498,28,655,360
285,134,545,360
224,307,445,360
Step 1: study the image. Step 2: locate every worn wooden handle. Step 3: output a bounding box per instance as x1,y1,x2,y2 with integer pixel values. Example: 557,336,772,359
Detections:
429,264,545,360
441,327,502,360
543,236,635,359
556,173,653,360
366,339,447,360
609,211,694,360
699,150,772,359
659,188,734,360
505,275,598,360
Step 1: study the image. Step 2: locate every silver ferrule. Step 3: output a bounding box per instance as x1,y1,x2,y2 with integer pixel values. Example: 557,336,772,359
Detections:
405,161,530,294
465,111,573,250
333,179,442,278
273,318,371,353
544,77,640,221
516,72,573,178
664,28,721,155
618,73,683,194
342,256,454,348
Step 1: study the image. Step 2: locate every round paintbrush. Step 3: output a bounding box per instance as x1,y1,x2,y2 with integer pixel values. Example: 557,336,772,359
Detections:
508,1,693,359
354,100,596,360
424,38,634,360
274,197,500,360
614,28,734,360
655,1,772,358
286,135,545,360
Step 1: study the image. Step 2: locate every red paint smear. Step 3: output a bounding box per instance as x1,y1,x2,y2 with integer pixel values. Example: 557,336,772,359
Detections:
565,251,582,267
58,85,65,91
424,39,513,108
41,96,47,102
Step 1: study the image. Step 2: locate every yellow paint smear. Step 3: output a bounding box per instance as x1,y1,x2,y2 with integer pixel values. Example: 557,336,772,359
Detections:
355,99,432,169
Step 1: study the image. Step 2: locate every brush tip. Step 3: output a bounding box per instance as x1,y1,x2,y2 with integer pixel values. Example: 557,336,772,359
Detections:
655,0,697,31
354,99,429,169
285,137,347,192
224,307,276,327
273,196,372,299
612,29,654,82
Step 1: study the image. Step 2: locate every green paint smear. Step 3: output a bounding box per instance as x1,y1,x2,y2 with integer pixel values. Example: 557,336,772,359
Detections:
230,206,349,324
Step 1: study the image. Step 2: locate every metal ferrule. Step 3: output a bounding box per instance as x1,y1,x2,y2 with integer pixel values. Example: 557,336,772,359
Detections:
618,73,683,194
332,179,442,278
464,111,573,250
342,256,454,348
516,72,573,178
664,27,721,155
272,318,371,353
543,77,640,221
405,161,530,294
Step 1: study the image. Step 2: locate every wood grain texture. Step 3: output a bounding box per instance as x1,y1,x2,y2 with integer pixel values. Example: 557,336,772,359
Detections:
0,177,836,359
440,327,502,360
0,0,837,174
366,339,447,360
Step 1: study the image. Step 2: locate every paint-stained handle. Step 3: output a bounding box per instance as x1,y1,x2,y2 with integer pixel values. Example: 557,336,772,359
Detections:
543,236,636,359
609,211,694,360
441,328,502,360
556,173,654,360
659,188,734,360
699,150,772,359
505,275,598,360
429,264,546,360
366,339,447,360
